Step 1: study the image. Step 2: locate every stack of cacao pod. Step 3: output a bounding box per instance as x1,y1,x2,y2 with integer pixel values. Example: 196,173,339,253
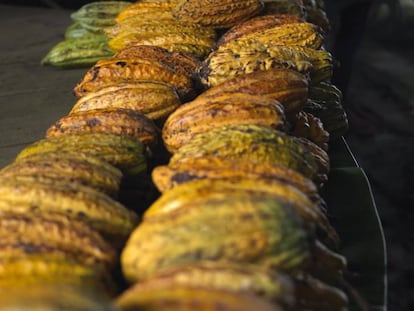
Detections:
18,0,360,309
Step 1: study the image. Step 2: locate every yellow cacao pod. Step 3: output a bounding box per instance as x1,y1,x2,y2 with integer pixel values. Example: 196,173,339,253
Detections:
172,0,264,29
74,58,195,101
46,108,160,148
162,93,287,153
70,82,181,121
196,68,309,120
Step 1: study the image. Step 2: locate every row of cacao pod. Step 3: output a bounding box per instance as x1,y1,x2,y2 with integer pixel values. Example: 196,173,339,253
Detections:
0,130,151,308
22,0,354,310
105,1,359,311
1,1,210,306
1,1,167,303
0,136,146,308
40,0,330,68
98,0,348,140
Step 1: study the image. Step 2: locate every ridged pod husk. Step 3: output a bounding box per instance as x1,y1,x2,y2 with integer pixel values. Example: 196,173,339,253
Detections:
293,272,349,311
199,39,313,88
107,22,216,44
151,155,322,204
116,284,284,311
41,35,114,69
108,30,216,57
0,176,139,245
291,111,329,150
261,0,306,18
106,19,216,45
15,133,147,176
70,1,132,32
261,45,332,85
172,0,264,29
114,45,201,78
221,22,325,50
117,11,177,27
162,93,287,153
305,82,348,139
169,124,329,183
307,240,348,286
0,211,116,269
296,135,330,173
120,261,295,307
70,82,181,121
122,192,311,282
310,81,343,102
46,108,159,149
196,68,308,119
0,257,115,296
0,151,122,198
145,178,339,250
73,58,195,101
117,261,349,311
305,6,331,34
153,42,214,59
206,36,332,86
0,284,117,311
304,100,348,140
106,19,175,38
115,1,175,23
285,45,333,84
216,14,304,47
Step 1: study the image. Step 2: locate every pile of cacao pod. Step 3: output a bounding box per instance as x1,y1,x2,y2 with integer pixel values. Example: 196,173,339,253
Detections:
0,0,361,310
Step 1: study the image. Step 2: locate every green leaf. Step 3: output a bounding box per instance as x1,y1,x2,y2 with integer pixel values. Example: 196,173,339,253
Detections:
322,138,387,310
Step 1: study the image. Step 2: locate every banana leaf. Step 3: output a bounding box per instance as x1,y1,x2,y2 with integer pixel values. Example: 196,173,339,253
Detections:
322,138,387,311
